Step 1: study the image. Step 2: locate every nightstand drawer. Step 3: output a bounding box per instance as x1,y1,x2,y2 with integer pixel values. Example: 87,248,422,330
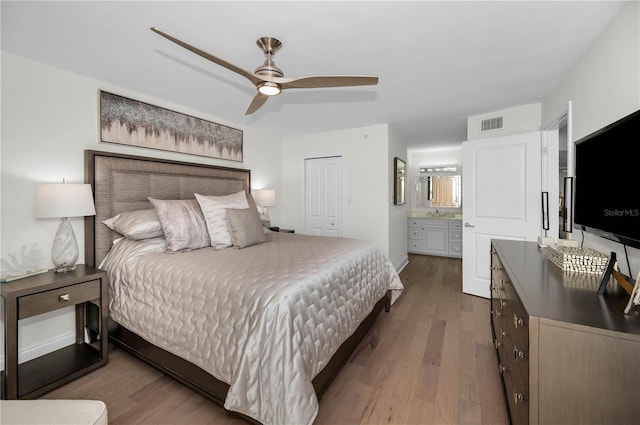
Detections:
18,279,101,319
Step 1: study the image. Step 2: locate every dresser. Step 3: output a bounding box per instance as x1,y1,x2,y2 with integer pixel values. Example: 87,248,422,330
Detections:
490,240,640,425
408,218,462,258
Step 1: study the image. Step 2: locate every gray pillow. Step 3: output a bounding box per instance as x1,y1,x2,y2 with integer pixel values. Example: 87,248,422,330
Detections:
148,197,210,252
226,207,267,249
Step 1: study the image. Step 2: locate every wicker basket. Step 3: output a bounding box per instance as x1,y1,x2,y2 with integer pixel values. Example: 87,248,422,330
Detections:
547,245,610,274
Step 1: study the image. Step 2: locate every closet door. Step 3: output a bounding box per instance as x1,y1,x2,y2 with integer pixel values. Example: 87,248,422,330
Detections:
304,156,343,237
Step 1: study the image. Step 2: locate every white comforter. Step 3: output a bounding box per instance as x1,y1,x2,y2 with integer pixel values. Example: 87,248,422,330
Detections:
101,232,403,425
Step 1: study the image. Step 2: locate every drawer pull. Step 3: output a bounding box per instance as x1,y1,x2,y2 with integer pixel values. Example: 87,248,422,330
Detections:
499,364,509,374
501,300,508,309
494,340,502,350
514,346,527,360
514,390,527,405
59,294,70,302
514,314,524,328
491,309,502,318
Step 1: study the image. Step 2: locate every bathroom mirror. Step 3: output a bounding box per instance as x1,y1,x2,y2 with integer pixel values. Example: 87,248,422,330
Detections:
394,157,406,205
415,174,461,208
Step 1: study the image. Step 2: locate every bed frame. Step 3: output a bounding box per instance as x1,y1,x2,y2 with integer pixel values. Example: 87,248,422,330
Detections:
84,149,391,423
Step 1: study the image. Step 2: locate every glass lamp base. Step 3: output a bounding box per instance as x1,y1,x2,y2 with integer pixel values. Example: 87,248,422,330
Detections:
54,265,77,273
51,217,79,273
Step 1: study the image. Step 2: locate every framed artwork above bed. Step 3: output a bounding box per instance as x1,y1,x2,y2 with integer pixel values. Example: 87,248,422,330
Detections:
99,90,243,162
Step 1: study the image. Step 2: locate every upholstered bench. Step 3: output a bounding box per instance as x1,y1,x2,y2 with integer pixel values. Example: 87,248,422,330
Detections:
0,400,108,425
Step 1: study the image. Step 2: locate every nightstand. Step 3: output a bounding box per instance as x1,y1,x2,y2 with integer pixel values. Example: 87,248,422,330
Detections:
1,265,108,400
270,226,295,233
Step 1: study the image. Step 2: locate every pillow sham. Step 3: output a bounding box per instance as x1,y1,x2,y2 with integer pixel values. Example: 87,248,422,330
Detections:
102,209,164,240
148,197,210,252
226,207,267,249
195,191,249,250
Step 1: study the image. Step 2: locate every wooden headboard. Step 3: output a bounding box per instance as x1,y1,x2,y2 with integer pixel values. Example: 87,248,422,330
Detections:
84,150,251,267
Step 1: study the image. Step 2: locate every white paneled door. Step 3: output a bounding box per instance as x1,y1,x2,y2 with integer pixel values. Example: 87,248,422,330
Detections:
304,156,343,237
462,132,542,298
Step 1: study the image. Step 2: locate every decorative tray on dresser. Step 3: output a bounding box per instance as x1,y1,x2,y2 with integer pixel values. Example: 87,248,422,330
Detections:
490,239,640,425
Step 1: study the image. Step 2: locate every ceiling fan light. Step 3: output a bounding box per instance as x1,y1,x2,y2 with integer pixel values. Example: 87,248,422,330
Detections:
258,82,281,96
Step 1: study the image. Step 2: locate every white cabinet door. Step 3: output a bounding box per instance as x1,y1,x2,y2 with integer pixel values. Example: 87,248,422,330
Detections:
462,132,542,298
423,227,449,256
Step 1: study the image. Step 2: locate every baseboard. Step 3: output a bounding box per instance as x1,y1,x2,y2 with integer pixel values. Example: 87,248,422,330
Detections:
395,255,409,273
0,331,76,371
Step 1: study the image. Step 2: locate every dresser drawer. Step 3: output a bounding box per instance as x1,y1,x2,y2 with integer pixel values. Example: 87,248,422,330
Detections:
408,218,422,228
18,279,101,319
449,229,462,241
422,219,449,228
408,239,423,251
448,219,462,229
408,228,423,239
502,357,529,425
449,242,462,256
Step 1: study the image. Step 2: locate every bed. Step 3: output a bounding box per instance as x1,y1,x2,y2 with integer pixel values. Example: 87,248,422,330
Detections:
84,150,403,425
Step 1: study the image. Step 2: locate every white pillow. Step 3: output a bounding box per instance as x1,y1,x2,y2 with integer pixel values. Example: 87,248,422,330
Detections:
195,191,249,250
102,209,164,240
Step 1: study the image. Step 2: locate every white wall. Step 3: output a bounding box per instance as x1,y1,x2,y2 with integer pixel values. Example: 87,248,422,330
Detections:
388,126,409,270
407,147,463,213
0,52,283,366
280,123,400,261
467,103,542,141
543,0,640,278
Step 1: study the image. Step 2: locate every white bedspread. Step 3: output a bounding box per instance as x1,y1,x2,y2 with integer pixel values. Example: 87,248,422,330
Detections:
101,232,403,425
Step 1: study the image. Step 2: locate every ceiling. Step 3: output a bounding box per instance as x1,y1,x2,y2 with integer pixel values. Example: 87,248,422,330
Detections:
0,1,625,150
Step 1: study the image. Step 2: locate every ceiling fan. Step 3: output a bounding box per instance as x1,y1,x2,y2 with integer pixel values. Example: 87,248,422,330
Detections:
150,27,378,115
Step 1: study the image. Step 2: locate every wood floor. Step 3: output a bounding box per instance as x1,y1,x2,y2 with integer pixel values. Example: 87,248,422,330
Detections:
43,254,508,425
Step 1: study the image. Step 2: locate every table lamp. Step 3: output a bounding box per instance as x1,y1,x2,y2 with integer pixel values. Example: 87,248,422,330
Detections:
36,183,96,272
254,189,276,222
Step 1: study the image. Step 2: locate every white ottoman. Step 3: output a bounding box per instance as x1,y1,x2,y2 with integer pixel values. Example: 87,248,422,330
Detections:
0,400,108,425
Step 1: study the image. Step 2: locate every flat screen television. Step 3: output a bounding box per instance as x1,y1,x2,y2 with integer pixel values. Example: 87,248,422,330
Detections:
573,108,640,249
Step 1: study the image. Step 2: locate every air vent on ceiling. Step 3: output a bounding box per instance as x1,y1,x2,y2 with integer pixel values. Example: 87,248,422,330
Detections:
481,116,503,132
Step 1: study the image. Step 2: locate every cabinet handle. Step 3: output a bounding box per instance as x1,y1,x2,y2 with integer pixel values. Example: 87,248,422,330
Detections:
514,390,527,405
491,309,502,318
514,313,524,328
501,300,508,308
464,222,475,228
499,364,509,374
59,294,70,302
494,340,502,350
514,346,526,360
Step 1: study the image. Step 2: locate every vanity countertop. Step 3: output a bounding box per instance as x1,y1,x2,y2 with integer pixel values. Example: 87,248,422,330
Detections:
408,212,462,220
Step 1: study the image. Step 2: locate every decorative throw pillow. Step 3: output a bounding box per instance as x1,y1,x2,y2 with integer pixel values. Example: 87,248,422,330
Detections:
147,197,210,252
195,191,249,250
102,209,164,240
226,207,267,249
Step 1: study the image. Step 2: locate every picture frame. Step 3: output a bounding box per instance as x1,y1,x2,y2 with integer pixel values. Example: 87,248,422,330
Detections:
394,157,406,205
99,91,243,162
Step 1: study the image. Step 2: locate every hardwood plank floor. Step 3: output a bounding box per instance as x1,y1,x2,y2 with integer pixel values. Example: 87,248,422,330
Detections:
43,254,508,425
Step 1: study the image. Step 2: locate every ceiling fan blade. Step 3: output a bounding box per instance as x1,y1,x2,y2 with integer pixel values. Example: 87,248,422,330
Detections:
245,93,269,115
151,27,262,85
280,75,378,90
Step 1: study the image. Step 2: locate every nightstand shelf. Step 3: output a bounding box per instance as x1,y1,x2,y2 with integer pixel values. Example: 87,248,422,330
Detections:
1,265,108,400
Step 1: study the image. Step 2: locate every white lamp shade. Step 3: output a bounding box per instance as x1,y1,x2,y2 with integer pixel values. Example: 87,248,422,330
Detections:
36,184,96,218
254,189,276,207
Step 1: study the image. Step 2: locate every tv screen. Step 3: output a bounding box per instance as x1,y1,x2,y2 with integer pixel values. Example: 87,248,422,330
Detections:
574,109,640,249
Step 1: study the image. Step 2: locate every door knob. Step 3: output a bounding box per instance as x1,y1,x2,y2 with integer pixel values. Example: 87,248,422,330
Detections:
464,223,475,228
